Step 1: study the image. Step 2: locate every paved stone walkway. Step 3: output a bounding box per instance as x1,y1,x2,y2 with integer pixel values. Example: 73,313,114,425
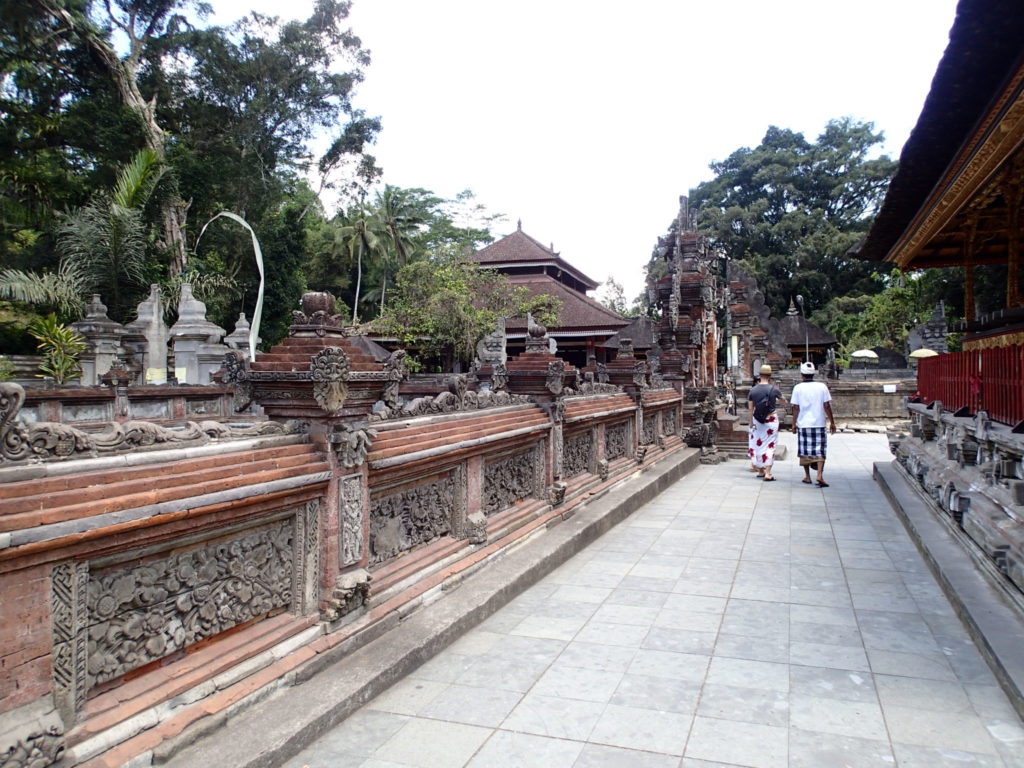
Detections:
281,433,1024,768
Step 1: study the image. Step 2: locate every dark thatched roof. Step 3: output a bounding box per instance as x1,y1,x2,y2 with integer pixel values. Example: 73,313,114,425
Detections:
852,0,1024,264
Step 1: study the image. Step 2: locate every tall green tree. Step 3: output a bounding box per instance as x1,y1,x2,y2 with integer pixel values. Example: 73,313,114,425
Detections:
372,255,561,371
688,118,897,316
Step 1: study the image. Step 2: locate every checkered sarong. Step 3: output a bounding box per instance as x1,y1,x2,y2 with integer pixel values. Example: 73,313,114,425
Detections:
797,427,828,465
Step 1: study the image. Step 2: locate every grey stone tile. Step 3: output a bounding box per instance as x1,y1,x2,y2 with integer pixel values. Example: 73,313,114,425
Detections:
617,575,679,594
684,716,788,768
292,709,410,762
728,583,792,603
788,728,894,768
576,620,650,648
548,585,614,604
706,656,789,692
409,652,478,684
573,743,681,768
789,640,870,671
530,598,602,621
790,694,888,740
789,620,862,647
610,673,701,714
653,608,723,633
588,703,691,755
465,730,583,768
873,674,972,713
365,677,448,715
555,641,637,673
882,704,999,754
627,649,710,682
789,603,857,627
590,603,662,626
531,664,623,702
372,718,492,768
891,743,1007,768
642,627,717,655
490,634,566,664
851,592,920,613
455,657,550,693
866,648,958,681
509,613,589,641
501,692,605,741
445,631,504,657
419,684,522,727
695,682,789,727
789,665,878,703
663,594,727,614
605,587,670,608
713,632,790,664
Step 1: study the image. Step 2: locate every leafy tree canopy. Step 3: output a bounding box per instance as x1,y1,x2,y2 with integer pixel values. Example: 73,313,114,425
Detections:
372,255,561,371
687,118,897,317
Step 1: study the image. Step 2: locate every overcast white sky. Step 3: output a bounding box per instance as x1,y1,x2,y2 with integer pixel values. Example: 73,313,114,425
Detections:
215,0,961,301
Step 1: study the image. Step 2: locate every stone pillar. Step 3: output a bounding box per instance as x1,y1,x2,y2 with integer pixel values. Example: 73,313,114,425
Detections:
123,284,169,384
224,312,255,358
70,295,126,386
170,284,225,384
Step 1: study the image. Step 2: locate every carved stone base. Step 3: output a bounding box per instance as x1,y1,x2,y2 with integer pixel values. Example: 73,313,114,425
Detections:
322,569,371,623
0,697,65,768
466,512,488,545
547,482,568,507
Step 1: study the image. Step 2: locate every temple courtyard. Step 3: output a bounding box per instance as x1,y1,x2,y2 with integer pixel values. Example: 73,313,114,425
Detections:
262,433,1024,768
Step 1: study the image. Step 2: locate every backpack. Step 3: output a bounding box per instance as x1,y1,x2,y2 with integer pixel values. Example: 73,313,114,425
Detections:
753,391,776,424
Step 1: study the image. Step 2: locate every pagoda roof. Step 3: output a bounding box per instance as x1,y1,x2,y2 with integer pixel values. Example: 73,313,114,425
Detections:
503,274,629,336
600,315,659,349
470,227,601,291
852,0,1024,268
773,312,836,347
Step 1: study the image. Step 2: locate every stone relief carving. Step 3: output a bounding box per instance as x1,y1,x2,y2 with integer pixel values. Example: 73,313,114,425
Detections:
331,422,377,468
490,362,509,392
546,361,565,396
553,423,564,478
446,464,471,540
597,459,609,481
51,561,88,722
382,350,408,409
641,415,657,446
0,701,66,768
664,409,678,438
596,363,609,384
606,422,630,461
340,474,363,566
321,568,370,623
369,475,454,564
563,430,593,478
83,519,295,688
295,501,320,614
633,362,649,389
310,347,350,414
483,448,539,515
547,481,567,507
369,382,529,421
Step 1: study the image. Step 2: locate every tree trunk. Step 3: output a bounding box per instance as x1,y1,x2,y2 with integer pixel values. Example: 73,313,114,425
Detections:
38,0,189,278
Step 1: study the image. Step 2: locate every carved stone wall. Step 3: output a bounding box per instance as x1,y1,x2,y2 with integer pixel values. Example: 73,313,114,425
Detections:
563,430,594,478
369,474,455,564
606,421,631,461
51,503,318,720
340,474,363,567
483,446,541,515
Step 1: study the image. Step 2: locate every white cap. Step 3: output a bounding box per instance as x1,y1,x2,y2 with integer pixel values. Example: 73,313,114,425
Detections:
800,361,816,375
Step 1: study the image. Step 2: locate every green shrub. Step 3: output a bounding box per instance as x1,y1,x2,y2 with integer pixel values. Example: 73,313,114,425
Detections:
28,314,87,384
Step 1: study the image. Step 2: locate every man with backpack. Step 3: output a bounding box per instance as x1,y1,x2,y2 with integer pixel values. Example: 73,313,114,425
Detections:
747,364,785,481
790,361,837,487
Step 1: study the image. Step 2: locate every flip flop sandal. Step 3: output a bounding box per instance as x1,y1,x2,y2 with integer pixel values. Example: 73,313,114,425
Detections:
801,478,813,484
817,481,829,488
763,476,776,482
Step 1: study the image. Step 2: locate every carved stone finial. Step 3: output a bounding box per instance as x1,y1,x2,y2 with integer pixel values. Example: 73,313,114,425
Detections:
617,338,635,360
292,292,346,337
310,347,351,413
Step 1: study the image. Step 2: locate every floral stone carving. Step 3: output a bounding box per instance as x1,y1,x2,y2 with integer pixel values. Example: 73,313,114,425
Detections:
606,422,630,461
84,520,296,687
563,430,593,478
369,475,455,564
483,448,540,515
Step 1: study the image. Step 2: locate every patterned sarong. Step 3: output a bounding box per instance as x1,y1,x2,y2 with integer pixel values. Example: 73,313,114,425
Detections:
797,426,828,466
748,413,779,468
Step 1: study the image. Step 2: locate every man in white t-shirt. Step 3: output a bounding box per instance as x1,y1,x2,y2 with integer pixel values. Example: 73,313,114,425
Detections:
790,362,837,487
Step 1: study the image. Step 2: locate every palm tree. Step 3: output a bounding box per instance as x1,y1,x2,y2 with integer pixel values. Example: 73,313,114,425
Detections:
374,185,425,311
0,149,164,321
337,205,385,324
